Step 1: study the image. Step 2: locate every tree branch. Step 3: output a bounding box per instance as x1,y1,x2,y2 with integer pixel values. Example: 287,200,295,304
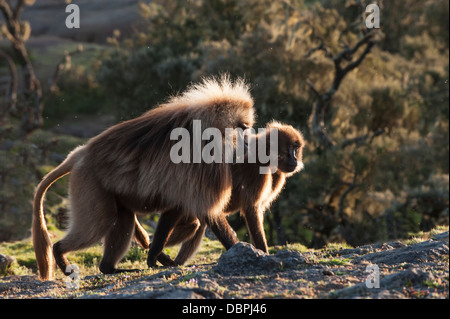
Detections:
0,0,13,19
49,44,84,92
338,128,385,149
13,0,26,20
305,79,320,99
304,41,333,59
1,0,43,133
333,31,375,65
331,31,376,92
307,31,377,149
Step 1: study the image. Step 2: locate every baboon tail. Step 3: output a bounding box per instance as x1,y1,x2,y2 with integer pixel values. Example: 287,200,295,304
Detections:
134,215,150,249
32,145,86,280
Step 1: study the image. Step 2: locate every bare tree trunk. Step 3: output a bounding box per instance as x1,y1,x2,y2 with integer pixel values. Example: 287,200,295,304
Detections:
0,49,18,118
0,0,43,134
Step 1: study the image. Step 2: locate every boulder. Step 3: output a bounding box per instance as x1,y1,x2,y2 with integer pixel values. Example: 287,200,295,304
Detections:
213,242,305,276
0,254,15,273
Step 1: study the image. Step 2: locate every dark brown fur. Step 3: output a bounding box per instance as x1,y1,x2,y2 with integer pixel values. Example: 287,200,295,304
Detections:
32,76,254,280
142,121,305,266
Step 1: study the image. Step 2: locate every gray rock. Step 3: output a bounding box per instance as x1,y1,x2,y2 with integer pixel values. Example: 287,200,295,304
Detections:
213,242,282,276
0,254,15,273
330,268,434,299
198,277,220,290
381,241,407,250
352,237,449,265
213,242,306,276
274,249,305,269
433,231,449,242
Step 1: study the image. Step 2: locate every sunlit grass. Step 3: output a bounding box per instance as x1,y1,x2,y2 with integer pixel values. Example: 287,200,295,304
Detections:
1,226,447,280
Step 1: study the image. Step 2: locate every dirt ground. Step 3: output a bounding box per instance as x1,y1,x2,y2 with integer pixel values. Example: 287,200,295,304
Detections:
0,232,448,299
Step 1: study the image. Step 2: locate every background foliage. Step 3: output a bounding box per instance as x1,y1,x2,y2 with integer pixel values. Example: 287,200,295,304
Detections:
1,0,448,248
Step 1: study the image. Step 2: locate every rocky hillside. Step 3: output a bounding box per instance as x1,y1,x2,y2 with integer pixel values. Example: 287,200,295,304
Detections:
0,231,448,299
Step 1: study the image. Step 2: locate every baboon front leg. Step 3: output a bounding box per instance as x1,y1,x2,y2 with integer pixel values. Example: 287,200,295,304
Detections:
147,208,183,267
174,222,206,265
242,206,268,253
133,215,179,266
206,214,239,250
165,217,200,247
157,216,201,266
99,208,136,274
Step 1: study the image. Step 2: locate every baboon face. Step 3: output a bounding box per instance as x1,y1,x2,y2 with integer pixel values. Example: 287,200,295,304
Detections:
223,106,254,149
276,130,305,174
237,108,255,130
227,102,254,134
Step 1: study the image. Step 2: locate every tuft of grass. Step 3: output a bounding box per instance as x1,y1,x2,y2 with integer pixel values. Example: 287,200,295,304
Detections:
324,242,353,251
405,225,449,244
423,279,442,289
318,258,352,266
269,242,308,254
0,238,36,276
185,237,225,265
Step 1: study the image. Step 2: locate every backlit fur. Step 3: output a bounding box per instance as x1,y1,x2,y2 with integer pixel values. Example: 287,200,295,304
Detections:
142,122,305,265
32,76,254,280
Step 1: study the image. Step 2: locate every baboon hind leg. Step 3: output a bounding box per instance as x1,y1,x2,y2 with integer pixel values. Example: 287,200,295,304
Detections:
165,216,200,247
53,167,119,276
53,195,116,276
99,208,136,274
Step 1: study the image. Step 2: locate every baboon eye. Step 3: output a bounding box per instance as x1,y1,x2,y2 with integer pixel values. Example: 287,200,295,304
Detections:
238,123,249,130
289,146,299,159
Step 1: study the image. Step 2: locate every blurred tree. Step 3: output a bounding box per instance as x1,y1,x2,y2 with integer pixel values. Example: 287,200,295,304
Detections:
0,49,17,117
95,0,448,247
0,0,43,134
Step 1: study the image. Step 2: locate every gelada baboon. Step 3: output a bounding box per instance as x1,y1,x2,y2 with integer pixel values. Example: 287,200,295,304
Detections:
140,121,305,266
32,76,255,280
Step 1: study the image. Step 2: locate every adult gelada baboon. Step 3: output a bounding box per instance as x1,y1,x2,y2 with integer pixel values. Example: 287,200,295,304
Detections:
32,76,255,280
141,121,305,266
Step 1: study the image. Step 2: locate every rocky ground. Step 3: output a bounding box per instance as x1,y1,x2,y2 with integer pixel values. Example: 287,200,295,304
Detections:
0,231,448,299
